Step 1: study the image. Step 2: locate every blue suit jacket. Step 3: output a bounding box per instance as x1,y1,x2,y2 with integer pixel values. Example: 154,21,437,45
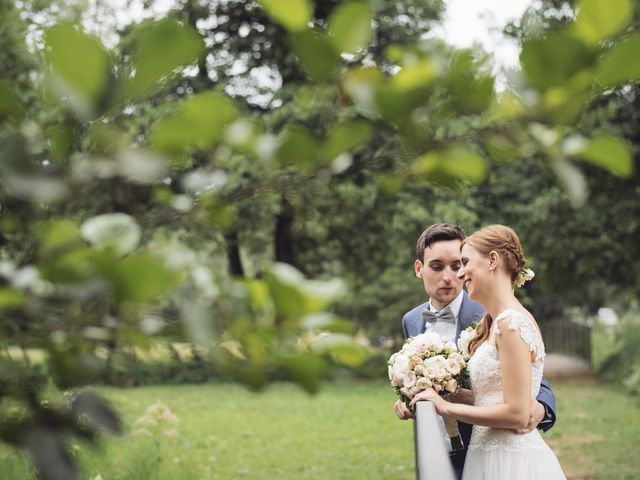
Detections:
401,291,557,477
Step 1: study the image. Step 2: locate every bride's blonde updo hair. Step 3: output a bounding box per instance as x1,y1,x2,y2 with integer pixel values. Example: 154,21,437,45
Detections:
462,225,526,355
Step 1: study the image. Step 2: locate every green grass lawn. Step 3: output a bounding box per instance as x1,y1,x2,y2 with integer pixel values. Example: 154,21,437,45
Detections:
1,378,638,479
545,378,640,480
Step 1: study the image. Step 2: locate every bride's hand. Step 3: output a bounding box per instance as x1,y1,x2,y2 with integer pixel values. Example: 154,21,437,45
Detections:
409,388,446,415
511,400,546,434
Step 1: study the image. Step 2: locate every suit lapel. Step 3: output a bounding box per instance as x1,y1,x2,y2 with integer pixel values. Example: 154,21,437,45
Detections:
412,301,429,336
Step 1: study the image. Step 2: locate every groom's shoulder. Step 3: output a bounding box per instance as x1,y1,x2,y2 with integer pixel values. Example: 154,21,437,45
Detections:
403,301,430,321
460,292,484,318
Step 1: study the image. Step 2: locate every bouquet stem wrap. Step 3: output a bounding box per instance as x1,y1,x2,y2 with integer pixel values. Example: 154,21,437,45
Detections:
443,415,464,451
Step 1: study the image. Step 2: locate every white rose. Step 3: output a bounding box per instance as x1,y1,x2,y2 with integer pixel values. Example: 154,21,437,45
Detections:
424,332,445,352
389,353,410,377
423,355,446,371
413,332,444,353
457,327,477,360
401,342,414,355
443,338,457,351
448,352,465,364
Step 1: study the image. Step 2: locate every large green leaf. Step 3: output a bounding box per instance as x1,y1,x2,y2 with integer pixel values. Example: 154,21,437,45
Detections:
0,80,24,121
412,146,488,184
37,246,97,283
107,254,180,303
39,219,82,257
0,288,25,310
290,29,341,81
550,158,588,208
276,353,328,393
263,264,312,319
257,0,312,32
328,2,372,53
80,213,141,256
263,263,343,320
341,66,385,116
520,33,591,90
275,125,320,169
483,135,518,163
596,32,640,87
322,120,373,162
150,92,238,154
302,313,355,334
310,334,368,367
391,59,438,92
573,0,633,45
122,18,205,98
44,24,111,114
445,51,494,114
575,135,633,177
375,85,427,122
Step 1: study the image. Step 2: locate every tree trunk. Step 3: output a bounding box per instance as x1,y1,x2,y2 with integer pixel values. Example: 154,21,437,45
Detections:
274,197,296,266
225,230,244,276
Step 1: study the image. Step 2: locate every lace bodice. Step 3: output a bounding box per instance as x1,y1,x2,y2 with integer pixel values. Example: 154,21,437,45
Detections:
467,309,547,452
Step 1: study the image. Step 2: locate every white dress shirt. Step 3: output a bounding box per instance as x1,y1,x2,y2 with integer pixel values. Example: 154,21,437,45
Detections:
425,290,464,342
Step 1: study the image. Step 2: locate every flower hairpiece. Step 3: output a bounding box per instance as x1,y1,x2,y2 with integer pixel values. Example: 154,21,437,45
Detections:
514,268,535,288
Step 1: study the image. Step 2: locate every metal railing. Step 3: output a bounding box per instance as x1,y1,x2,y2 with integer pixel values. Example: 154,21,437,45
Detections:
540,318,592,365
414,401,456,480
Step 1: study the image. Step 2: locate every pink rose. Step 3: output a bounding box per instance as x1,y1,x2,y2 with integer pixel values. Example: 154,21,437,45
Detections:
416,377,432,390
403,370,417,389
445,379,458,393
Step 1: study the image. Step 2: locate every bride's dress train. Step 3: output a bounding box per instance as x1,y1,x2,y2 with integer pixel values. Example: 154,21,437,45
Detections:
462,309,566,480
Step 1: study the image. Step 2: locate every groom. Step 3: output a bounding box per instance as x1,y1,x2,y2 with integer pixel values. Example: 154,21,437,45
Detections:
393,223,557,479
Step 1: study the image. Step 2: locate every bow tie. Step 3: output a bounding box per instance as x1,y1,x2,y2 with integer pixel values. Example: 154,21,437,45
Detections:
422,307,456,325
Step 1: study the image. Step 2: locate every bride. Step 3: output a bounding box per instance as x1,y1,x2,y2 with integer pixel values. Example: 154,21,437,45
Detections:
410,224,566,480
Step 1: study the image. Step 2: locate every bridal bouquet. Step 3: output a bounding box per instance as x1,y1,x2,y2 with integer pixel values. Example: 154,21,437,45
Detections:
388,332,469,450
457,322,478,361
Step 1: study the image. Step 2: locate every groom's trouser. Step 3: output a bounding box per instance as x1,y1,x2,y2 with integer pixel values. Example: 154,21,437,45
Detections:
450,449,467,480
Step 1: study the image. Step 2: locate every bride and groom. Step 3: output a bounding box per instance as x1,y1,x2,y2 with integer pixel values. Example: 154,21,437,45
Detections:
394,223,565,480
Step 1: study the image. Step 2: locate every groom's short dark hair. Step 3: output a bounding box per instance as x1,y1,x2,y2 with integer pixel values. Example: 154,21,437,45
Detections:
416,223,466,260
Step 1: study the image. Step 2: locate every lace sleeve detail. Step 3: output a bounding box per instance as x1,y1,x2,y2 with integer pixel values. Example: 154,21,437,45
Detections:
495,310,545,362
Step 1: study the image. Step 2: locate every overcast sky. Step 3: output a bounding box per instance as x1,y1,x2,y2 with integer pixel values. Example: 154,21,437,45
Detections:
102,0,533,71
92,0,535,98
433,0,533,73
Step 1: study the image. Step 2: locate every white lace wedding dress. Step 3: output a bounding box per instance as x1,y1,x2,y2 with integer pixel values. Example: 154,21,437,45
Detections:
462,309,566,480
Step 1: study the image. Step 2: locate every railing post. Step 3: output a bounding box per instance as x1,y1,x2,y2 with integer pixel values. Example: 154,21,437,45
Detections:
414,401,456,480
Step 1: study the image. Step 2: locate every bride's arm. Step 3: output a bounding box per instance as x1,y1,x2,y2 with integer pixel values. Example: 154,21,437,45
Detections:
410,321,532,430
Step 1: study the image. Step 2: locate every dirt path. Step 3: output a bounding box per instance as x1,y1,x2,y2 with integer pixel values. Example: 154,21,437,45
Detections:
544,353,592,379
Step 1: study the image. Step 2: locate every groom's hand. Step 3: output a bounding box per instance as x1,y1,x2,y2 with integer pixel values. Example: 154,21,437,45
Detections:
448,388,474,405
394,399,414,420
511,401,545,434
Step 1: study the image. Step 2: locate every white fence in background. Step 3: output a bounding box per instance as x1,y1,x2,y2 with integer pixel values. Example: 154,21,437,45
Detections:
414,401,456,480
